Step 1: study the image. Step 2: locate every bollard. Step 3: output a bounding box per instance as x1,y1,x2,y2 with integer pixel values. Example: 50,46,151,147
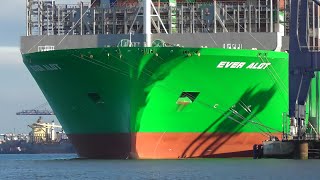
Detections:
253,144,258,159
294,141,308,160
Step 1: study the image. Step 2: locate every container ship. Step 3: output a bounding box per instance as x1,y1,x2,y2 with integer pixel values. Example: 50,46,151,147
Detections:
0,117,75,154
20,0,320,159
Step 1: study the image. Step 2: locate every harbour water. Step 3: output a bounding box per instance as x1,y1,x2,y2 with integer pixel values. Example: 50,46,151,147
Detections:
0,154,320,179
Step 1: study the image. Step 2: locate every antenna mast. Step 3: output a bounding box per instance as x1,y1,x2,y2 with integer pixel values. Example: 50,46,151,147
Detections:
143,0,152,47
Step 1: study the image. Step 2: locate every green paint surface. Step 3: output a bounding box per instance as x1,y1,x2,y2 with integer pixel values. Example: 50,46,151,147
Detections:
23,47,289,135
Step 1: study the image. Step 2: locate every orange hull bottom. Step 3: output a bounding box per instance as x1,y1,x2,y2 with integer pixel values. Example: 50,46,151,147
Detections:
69,132,280,159
133,132,281,159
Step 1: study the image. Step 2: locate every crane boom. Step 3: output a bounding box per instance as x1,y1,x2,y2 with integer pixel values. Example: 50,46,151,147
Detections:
16,110,54,115
33,123,62,128
313,0,320,6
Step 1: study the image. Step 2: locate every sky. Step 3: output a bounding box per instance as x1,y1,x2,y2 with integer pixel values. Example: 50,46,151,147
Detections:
0,0,89,133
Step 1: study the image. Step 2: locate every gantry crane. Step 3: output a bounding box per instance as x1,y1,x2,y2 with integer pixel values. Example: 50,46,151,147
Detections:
16,102,54,115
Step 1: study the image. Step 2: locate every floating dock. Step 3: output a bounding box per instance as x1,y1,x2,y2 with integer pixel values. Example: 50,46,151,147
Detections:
258,139,320,160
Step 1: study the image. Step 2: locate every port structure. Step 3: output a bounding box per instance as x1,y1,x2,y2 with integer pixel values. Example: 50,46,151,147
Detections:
16,110,54,115
16,102,54,115
260,0,320,160
28,116,62,143
288,0,320,141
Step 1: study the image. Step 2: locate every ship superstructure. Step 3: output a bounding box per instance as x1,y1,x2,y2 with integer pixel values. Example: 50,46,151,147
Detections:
22,0,290,52
26,0,284,35
19,0,320,158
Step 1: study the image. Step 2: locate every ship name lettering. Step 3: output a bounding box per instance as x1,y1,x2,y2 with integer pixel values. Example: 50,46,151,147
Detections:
30,64,61,72
217,61,271,70
217,61,245,69
43,64,61,71
30,65,45,72
246,63,271,69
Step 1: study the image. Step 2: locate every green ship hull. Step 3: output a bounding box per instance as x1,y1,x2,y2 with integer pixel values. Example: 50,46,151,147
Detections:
22,47,289,158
